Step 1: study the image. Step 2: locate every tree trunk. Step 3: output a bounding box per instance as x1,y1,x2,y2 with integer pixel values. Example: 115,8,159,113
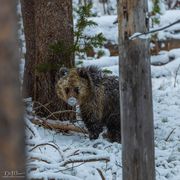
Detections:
102,0,107,15
21,0,74,118
0,0,25,178
21,0,36,98
118,0,155,180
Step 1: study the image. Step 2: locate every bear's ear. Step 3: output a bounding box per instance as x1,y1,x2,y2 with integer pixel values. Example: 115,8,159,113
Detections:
58,67,69,78
77,68,90,80
77,68,94,92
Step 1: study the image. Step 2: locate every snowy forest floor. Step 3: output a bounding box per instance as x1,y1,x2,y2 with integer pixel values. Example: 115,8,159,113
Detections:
25,59,180,180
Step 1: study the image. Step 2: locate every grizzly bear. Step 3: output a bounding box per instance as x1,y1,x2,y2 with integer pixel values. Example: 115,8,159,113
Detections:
56,66,121,142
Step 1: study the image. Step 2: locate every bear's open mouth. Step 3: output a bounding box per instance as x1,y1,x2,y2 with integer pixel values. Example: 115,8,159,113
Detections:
67,97,77,107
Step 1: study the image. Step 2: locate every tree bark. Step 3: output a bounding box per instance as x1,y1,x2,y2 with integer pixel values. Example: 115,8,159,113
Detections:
21,0,74,118
118,0,155,180
21,0,36,98
0,0,25,178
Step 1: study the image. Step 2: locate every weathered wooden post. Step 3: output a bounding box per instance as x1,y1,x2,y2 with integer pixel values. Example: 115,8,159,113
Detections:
118,0,155,180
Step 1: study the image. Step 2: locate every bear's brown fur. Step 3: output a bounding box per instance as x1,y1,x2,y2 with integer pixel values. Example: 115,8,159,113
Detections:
56,66,121,142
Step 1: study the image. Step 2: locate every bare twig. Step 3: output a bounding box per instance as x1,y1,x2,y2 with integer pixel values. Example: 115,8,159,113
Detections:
174,64,180,87
67,150,80,157
27,157,50,164
33,101,58,120
97,168,106,180
130,19,180,40
165,128,176,141
33,101,51,110
71,120,88,137
25,118,41,139
115,161,122,168
26,143,35,147
29,143,65,160
54,162,86,173
46,110,76,120
26,124,36,137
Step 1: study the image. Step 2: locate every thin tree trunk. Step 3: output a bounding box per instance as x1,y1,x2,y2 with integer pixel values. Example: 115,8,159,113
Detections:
118,0,155,180
102,0,107,15
84,0,87,6
79,0,82,5
0,0,25,178
21,0,36,98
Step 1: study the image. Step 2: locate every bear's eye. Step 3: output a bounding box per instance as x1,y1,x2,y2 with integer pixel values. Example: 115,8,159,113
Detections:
65,87,69,94
74,87,79,94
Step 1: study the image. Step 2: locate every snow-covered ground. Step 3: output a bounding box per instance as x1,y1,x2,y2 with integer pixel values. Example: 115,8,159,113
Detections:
158,10,180,40
153,76,180,180
76,48,180,78
26,114,122,180
25,71,180,180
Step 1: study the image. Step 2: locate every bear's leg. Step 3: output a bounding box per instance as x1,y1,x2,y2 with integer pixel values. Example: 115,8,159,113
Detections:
81,113,103,140
106,129,121,143
106,114,121,143
87,121,103,140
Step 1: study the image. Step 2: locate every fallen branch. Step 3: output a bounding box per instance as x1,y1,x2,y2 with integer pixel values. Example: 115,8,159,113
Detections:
32,118,88,134
59,155,110,166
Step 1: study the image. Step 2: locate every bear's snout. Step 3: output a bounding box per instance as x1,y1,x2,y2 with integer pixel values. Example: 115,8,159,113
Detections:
67,97,77,107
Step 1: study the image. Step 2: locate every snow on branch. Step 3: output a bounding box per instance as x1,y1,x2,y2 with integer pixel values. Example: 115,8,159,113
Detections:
59,155,110,166
25,117,41,140
130,19,180,40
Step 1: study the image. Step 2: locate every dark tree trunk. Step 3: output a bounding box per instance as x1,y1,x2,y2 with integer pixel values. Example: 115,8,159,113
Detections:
0,0,25,178
118,0,155,180
34,0,74,118
21,0,36,98
21,0,74,118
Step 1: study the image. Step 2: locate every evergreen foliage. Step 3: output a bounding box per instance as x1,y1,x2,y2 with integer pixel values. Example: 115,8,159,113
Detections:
73,3,106,57
102,68,112,74
148,0,162,49
50,3,106,64
97,49,105,58
151,0,161,26
37,3,106,73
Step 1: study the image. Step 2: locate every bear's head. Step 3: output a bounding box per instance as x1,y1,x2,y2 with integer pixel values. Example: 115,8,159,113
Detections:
56,67,94,107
